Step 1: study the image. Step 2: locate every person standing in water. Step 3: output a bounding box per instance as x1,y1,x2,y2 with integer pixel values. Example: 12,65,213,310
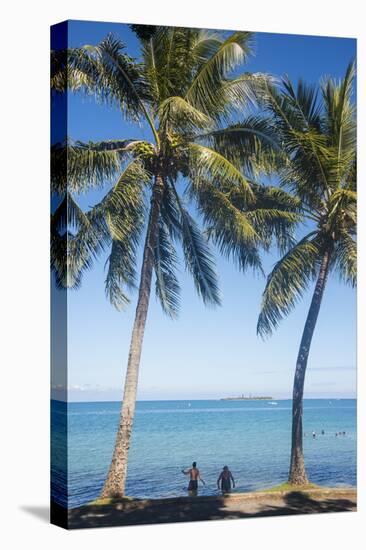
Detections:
182,462,205,495
217,466,235,494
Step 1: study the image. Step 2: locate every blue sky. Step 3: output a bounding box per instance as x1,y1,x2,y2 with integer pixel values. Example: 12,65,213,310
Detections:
52,21,356,401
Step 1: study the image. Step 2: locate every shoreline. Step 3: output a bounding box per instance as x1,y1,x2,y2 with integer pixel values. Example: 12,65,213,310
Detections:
52,487,357,530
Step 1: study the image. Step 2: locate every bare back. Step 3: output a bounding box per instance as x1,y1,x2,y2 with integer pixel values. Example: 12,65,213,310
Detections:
189,467,200,480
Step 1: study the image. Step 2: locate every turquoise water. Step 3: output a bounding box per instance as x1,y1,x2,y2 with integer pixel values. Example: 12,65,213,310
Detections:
51,399,356,508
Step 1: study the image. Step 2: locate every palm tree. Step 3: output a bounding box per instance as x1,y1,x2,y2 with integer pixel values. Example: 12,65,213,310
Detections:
51,26,297,498
257,64,356,485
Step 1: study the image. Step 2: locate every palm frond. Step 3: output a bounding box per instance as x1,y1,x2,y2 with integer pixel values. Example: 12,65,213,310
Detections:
102,159,150,217
190,30,224,62
325,188,357,237
322,62,356,188
154,220,181,317
196,114,282,175
51,193,100,288
332,231,356,287
51,34,152,121
226,183,301,253
129,24,157,42
246,209,299,253
322,61,355,141
257,233,320,337
187,143,254,201
159,182,183,241
219,73,273,115
344,156,357,192
185,32,254,117
282,77,322,129
68,160,148,291
249,184,302,212
143,27,202,105
51,48,95,93
51,139,133,194
158,96,212,132
169,182,220,306
194,181,263,273
51,231,68,289
105,238,136,310
51,192,90,234
67,210,111,288
262,81,331,204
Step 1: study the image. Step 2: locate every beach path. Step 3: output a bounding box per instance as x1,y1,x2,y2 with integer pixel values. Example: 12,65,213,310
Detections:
61,488,356,529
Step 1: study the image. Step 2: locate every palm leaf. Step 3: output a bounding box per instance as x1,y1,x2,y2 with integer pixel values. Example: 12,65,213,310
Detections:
246,209,299,253
102,159,150,218
195,181,263,273
159,183,183,241
51,139,133,194
68,160,148,291
51,192,90,234
143,27,201,105
332,231,356,287
218,73,273,116
52,35,150,117
105,238,136,310
187,143,254,201
158,96,212,131
196,115,282,175
225,183,301,253
262,80,332,203
322,62,356,188
67,210,111,288
185,31,254,118
326,188,357,235
51,231,68,289
257,233,320,337
154,220,181,317
169,182,220,305
282,77,322,129
129,24,157,42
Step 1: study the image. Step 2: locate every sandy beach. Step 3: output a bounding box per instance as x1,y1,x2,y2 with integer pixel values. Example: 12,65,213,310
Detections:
53,487,356,529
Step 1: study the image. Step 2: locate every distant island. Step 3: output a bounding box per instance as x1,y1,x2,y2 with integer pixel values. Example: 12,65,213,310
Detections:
221,394,273,401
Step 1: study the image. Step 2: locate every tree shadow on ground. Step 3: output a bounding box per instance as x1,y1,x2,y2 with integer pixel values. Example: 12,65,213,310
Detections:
62,491,356,530
280,492,356,514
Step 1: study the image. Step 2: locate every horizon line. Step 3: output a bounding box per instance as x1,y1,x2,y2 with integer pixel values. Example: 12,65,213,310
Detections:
52,396,357,404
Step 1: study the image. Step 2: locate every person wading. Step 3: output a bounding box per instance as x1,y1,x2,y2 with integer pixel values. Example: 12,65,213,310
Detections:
217,465,235,494
182,462,205,495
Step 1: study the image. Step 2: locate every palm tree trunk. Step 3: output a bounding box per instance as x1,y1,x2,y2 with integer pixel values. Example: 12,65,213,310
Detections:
100,175,164,498
288,247,332,485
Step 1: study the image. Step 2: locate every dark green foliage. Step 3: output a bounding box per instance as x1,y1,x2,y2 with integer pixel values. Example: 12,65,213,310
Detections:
50,27,300,314
129,24,157,42
257,64,357,337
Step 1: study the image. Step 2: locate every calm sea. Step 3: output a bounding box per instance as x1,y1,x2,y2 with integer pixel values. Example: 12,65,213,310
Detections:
51,398,356,508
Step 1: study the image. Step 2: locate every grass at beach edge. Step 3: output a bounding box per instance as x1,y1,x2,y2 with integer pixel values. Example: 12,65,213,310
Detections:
88,482,350,507
259,482,320,493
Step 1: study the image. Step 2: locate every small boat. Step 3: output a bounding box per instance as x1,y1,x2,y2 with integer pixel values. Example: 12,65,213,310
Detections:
268,401,278,405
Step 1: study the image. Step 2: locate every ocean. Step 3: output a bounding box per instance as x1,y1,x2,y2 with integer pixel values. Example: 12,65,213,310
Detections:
51,398,356,508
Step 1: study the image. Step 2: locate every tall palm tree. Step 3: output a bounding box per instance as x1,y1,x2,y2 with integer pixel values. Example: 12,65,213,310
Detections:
257,64,356,485
51,26,297,498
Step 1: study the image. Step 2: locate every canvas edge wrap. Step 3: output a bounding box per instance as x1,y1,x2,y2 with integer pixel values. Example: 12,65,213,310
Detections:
51,20,69,530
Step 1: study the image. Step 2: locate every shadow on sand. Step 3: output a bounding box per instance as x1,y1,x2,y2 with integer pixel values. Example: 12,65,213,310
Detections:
59,490,356,530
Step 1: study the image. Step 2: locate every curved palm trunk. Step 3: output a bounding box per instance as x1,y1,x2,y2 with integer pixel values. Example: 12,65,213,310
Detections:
288,248,332,485
101,175,164,498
